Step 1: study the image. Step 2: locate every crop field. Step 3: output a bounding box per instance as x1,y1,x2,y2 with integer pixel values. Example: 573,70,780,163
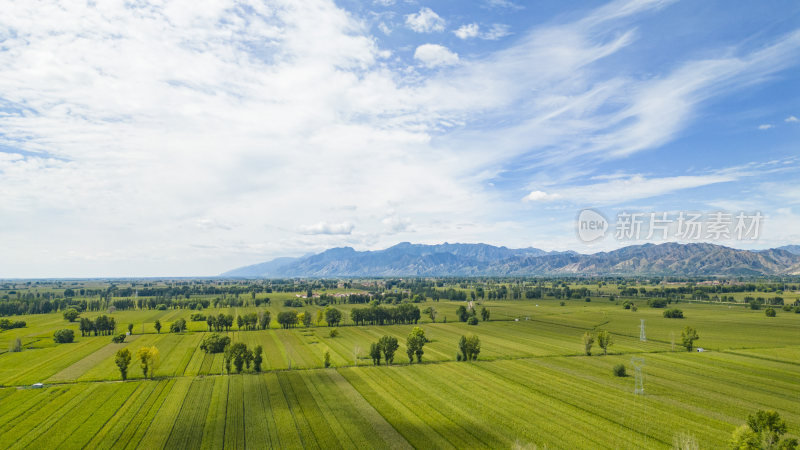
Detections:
0,292,798,449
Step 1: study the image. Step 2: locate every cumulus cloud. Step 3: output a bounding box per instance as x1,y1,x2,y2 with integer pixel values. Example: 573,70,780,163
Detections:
454,24,480,39
300,222,355,235
414,44,459,67
405,7,446,33
523,190,560,202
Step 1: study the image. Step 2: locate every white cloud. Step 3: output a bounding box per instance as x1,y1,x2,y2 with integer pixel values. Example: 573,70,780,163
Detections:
758,124,774,130
378,22,392,35
454,23,510,40
0,0,798,276
405,7,446,33
300,222,355,235
414,44,459,67
454,23,480,39
523,190,561,202
786,115,799,123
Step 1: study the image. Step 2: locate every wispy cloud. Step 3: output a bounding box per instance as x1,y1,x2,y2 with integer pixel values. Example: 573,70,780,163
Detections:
786,115,799,123
758,124,774,130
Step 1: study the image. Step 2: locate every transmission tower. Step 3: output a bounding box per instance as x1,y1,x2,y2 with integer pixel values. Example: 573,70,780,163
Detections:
639,319,646,342
631,356,645,395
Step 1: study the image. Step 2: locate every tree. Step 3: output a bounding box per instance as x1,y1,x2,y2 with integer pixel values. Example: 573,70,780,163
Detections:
613,364,626,377
115,348,132,380
422,306,437,323
406,327,426,363
597,330,613,355
456,305,469,322
663,309,684,318
583,331,595,356
170,318,186,333
729,425,760,450
200,333,230,353
137,346,160,379
481,307,490,321
223,347,232,374
228,342,250,373
53,329,74,343
316,309,324,325
467,316,479,325
461,335,481,361
765,307,777,317
746,410,796,449
258,311,271,330
324,350,331,368
325,308,343,327
63,308,79,322
681,326,699,352
728,410,798,450
378,335,399,365
459,335,468,361
277,311,298,329
300,311,312,328
154,320,162,334
253,345,263,372
127,323,134,334
237,315,244,330
369,342,382,365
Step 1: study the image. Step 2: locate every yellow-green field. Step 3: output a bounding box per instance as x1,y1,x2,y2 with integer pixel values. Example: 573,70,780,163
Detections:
0,295,798,449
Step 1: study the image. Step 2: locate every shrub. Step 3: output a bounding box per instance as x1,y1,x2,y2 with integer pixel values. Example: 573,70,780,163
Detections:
190,313,206,322
324,350,331,368
613,364,626,377
648,299,667,308
53,329,75,343
0,319,26,330
200,333,231,353
9,338,22,352
559,301,565,306
765,307,776,317
112,334,126,343
748,301,761,310
585,297,591,302
467,316,479,325
663,308,684,319
329,328,339,338
156,304,168,310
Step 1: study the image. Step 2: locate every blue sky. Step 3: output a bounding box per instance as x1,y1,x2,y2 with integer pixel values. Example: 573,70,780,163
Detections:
0,0,798,277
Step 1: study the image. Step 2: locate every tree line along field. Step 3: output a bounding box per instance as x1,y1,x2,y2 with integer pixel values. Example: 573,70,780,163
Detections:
0,281,798,448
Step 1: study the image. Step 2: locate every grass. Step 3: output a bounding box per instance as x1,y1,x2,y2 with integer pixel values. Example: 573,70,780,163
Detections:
0,297,797,448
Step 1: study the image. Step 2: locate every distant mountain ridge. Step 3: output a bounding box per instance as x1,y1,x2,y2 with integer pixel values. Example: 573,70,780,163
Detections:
222,242,800,277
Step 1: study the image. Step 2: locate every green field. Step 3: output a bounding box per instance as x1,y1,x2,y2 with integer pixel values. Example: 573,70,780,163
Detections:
1,295,798,449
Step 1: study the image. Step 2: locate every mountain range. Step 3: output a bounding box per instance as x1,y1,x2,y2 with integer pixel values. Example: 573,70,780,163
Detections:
221,242,800,277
